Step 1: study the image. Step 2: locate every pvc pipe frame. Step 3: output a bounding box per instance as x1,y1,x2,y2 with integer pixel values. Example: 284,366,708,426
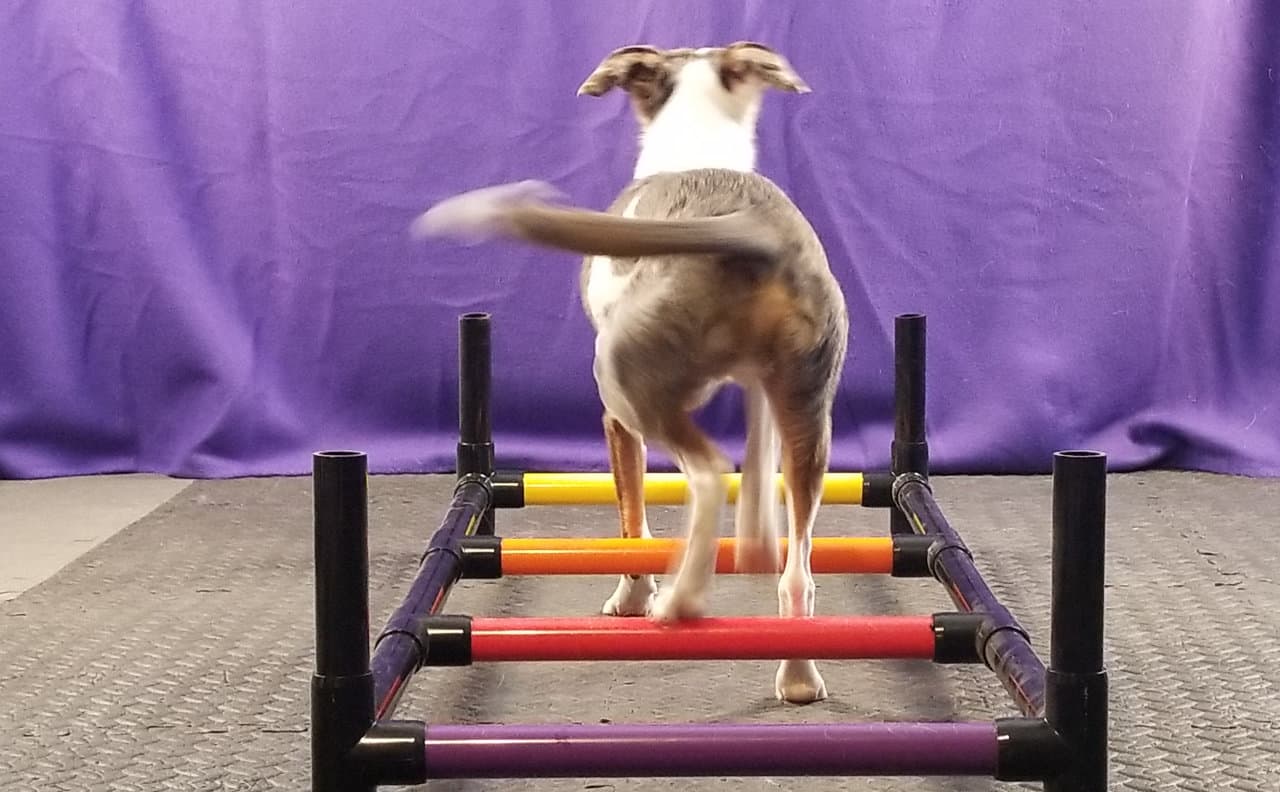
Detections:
311,313,1103,789
496,536,893,576
518,471,864,506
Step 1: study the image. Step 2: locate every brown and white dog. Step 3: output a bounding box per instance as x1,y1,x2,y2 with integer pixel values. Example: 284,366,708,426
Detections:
415,42,849,703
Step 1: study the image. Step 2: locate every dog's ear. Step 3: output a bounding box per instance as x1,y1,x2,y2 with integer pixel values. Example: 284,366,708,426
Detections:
721,41,810,94
577,45,667,97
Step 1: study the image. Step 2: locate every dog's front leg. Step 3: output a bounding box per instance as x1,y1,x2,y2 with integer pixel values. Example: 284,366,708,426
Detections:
600,413,658,616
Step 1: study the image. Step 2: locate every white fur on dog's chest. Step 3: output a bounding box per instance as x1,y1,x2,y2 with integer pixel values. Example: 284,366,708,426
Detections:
585,195,642,324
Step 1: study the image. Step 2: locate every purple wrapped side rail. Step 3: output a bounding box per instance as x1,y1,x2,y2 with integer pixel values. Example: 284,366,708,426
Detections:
893,474,1047,717
421,721,997,778
370,478,491,720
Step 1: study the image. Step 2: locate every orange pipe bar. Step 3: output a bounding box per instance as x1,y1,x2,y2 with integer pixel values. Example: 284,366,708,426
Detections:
498,536,894,576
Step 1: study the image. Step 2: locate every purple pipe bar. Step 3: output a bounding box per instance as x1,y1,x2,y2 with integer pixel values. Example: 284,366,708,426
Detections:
893,474,1047,717
421,721,998,778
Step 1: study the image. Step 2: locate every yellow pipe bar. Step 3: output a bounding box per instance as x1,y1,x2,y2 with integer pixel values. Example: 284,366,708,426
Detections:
520,472,864,506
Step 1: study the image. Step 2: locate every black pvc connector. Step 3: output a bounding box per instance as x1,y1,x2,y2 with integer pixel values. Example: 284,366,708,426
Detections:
455,445,494,483
416,615,474,667
890,534,934,577
490,470,524,508
350,720,428,787
457,313,496,535
931,613,984,664
1046,670,1109,792
860,472,895,509
994,717,1068,781
310,673,375,792
457,535,503,579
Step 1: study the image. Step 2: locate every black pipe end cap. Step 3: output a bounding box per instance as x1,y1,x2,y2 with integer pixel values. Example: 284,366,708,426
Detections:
931,612,984,663
491,470,524,508
891,535,935,577
860,472,895,508
415,614,473,667
457,535,503,579
995,717,1068,781
351,720,428,786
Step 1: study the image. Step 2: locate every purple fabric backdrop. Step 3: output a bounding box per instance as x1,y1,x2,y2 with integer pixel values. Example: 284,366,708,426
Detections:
2,2,1278,479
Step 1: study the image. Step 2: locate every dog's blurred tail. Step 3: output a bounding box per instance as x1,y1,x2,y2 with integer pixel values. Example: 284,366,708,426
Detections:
411,180,780,261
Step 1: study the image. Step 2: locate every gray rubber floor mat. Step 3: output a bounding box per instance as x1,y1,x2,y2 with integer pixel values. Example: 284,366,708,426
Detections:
2,472,1278,791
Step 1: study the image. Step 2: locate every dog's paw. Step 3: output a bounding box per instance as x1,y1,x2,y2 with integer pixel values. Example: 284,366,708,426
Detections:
775,659,827,704
410,180,562,243
601,574,657,617
734,534,782,573
648,585,707,623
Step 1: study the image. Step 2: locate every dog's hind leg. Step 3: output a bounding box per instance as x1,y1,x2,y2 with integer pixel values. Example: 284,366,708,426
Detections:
648,414,732,623
769,388,834,704
733,382,782,573
600,412,658,616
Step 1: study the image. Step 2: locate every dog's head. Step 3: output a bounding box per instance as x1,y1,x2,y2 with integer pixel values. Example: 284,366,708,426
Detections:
577,42,808,127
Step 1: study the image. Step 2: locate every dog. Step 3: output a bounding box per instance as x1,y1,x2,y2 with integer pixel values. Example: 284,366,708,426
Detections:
415,42,849,703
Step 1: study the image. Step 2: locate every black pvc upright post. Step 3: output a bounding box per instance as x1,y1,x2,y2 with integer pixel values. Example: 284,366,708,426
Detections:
311,451,375,792
891,313,929,535
1045,450,1108,792
458,312,495,534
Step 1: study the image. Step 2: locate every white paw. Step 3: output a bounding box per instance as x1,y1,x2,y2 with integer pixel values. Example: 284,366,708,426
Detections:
648,585,706,623
776,659,827,704
734,533,782,573
601,574,657,617
410,180,562,242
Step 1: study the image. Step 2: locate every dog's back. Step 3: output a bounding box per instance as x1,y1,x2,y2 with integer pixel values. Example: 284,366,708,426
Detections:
582,167,847,410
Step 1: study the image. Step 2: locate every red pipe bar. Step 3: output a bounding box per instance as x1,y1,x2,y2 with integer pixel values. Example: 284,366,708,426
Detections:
467,615,938,662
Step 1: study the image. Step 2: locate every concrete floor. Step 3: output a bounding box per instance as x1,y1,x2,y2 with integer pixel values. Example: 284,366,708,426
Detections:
0,474,192,601
4,470,1280,789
